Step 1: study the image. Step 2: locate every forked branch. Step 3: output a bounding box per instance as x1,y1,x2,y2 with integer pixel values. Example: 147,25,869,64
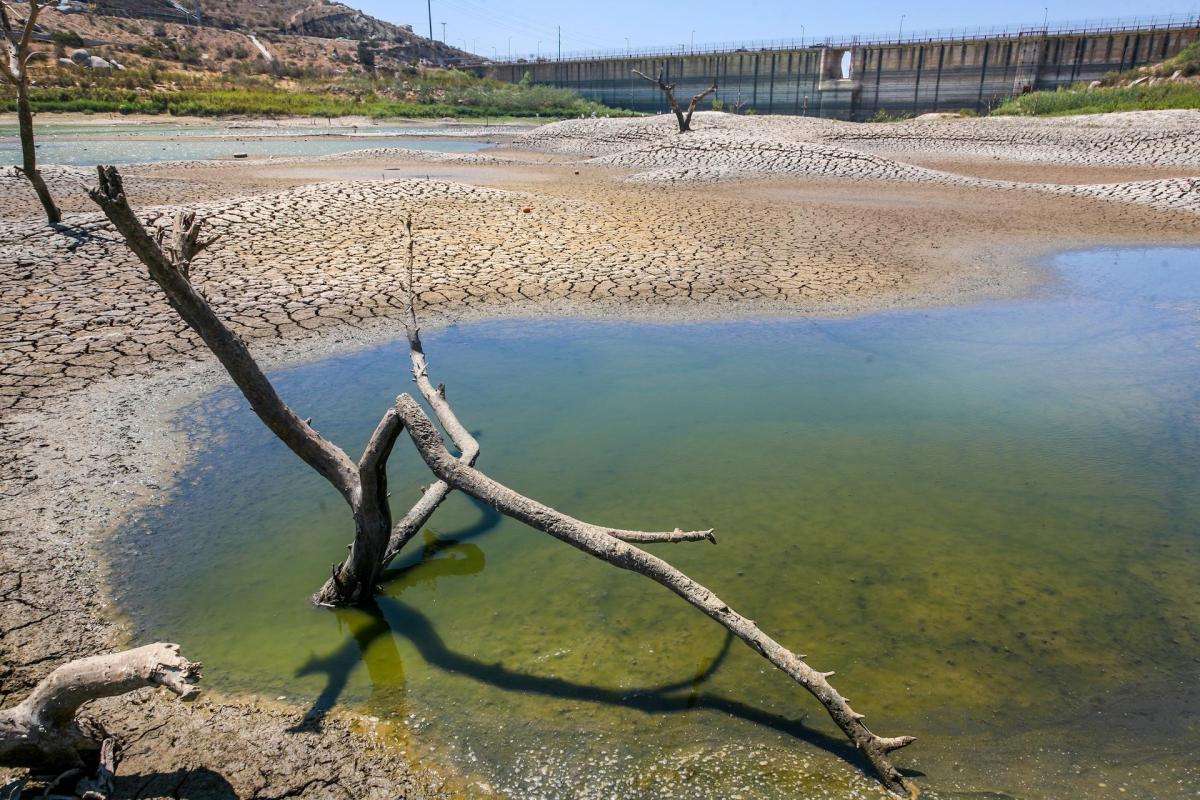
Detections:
633,66,718,132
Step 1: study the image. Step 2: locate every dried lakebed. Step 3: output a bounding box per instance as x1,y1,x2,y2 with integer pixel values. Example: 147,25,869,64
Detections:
111,247,1200,799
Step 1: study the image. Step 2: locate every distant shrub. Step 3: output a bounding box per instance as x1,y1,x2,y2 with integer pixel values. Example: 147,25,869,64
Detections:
51,30,84,47
11,63,636,120
993,82,1200,116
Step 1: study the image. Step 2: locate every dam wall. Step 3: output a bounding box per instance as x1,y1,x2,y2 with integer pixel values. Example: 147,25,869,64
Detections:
478,22,1200,119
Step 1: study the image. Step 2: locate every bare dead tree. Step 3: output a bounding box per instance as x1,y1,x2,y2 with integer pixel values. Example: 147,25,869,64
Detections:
0,643,201,770
1,0,61,224
632,66,717,133
88,166,916,795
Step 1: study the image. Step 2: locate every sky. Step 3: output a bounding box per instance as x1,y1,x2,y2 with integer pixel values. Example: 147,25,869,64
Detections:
355,0,1200,59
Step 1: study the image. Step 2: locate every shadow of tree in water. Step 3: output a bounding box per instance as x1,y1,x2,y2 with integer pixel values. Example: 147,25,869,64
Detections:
289,497,921,781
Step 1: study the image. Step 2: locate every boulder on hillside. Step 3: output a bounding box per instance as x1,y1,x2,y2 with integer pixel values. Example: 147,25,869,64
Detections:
69,48,90,64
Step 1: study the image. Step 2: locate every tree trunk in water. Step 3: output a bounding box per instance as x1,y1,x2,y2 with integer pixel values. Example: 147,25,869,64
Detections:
313,410,403,606
16,84,60,225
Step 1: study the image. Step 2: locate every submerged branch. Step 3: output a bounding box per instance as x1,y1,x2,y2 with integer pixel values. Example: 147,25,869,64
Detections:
390,393,916,796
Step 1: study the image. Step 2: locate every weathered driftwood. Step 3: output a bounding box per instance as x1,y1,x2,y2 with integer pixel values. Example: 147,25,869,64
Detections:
0,644,200,769
632,67,718,132
0,0,60,224
89,167,916,794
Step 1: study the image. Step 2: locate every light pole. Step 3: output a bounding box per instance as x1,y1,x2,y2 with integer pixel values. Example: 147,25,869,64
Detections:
1043,7,1049,29
537,40,541,59
441,21,446,43
690,30,695,50
625,36,630,56
507,36,512,59
493,46,498,60
801,24,805,47
898,14,906,42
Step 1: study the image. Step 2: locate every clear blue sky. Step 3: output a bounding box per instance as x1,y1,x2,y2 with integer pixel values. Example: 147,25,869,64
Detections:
357,0,1200,58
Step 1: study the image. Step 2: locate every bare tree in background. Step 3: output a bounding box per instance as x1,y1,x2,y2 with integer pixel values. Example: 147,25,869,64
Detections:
88,166,917,795
1,0,61,224
632,66,717,132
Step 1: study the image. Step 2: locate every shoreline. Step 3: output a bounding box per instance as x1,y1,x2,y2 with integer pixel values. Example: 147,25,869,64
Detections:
1,111,552,130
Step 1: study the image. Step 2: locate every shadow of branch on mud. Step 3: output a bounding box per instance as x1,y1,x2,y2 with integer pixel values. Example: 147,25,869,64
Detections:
113,766,238,799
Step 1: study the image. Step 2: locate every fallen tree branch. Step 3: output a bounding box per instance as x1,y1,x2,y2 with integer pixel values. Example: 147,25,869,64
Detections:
390,394,916,795
0,644,200,769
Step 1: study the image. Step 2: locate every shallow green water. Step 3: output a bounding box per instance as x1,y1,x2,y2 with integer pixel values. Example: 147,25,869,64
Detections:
0,123,488,165
113,248,1200,799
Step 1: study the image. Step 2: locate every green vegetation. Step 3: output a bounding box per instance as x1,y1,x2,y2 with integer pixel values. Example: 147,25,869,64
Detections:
50,30,85,48
1151,42,1200,79
867,109,915,123
995,43,1200,116
993,81,1200,116
1,67,631,119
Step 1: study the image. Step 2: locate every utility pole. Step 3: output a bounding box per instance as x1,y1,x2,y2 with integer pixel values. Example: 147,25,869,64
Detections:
558,25,561,60
441,21,447,43
427,0,433,41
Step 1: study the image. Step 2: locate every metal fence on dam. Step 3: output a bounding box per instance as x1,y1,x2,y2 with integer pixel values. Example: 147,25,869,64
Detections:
477,17,1200,119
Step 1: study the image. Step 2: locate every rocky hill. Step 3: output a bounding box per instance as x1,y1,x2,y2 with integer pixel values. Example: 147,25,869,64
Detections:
33,0,474,75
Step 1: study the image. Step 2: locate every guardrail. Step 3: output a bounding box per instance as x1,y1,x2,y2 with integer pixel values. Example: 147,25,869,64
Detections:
478,12,1200,65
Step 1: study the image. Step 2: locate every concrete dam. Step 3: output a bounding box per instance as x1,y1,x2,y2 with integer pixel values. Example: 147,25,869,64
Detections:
478,19,1200,119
